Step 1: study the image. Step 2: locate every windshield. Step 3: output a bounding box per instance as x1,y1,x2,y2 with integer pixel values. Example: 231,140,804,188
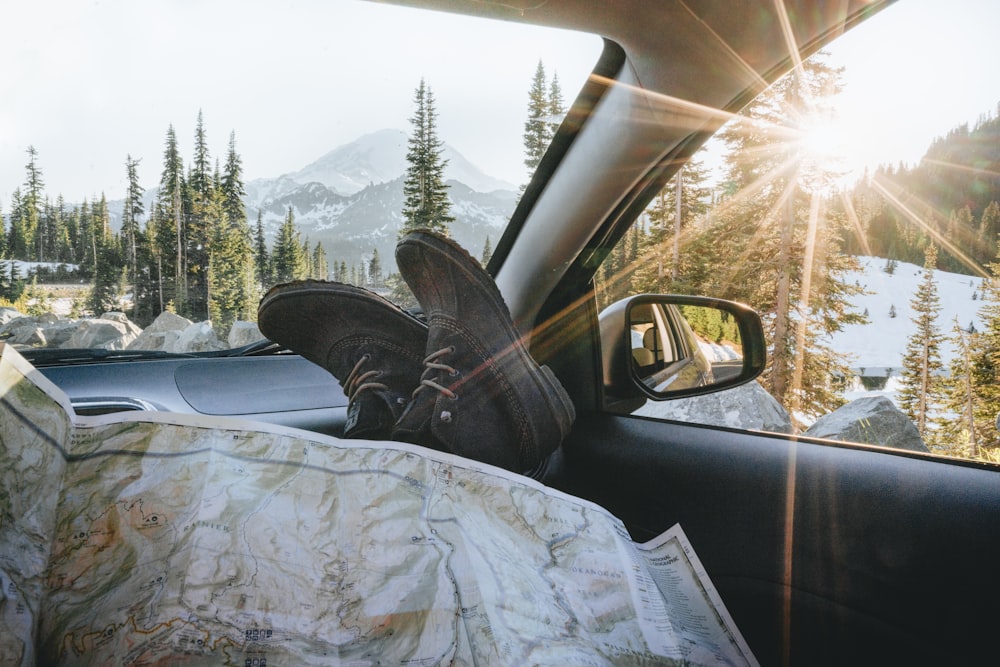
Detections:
0,0,600,352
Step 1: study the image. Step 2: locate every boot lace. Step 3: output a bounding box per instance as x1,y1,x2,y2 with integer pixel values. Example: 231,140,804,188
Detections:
414,346,459,400
344,353,388,401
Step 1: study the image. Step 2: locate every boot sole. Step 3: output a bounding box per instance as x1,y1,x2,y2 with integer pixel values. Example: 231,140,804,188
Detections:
258,280,427,372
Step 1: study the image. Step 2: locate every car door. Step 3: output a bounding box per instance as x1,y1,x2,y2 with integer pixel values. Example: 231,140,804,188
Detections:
534,280,1000,667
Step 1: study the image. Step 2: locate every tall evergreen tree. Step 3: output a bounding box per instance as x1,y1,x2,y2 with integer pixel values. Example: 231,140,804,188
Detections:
312,242,329,281
401,79,454,236
691,55,864,422
939,318,981,458
153,125,187,314
253,210,271,288
547,71,565,135
966,238,1000,452
271,207,306,283
22,146,44,262
897,244,945,438
207,130,256,332
368,248,383,287
121,156,144,290
221,131,247,227
481,236,493,266
522,61,550,182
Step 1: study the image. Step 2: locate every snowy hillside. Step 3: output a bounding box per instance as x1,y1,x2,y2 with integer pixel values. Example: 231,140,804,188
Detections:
833,256,985,372
829,256,986,406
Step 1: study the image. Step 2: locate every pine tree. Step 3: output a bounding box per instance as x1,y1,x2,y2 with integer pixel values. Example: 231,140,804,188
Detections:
221,131,247,227
152,125,187,315
977,201,1000,265
271,207,306,283
966,239,1000,451
368,248,383,287
522,61,550,184
897,244,945,439
22,146,44,262
547,71,564,135
692,55,864,423
401,79,454,236
253,210,271,288
312,242,329,281
185,112,214,319
121,156,144,291
631,156,712,296
207,136,256,334
939,318,981,458
481,236,493,266
89,235,122,315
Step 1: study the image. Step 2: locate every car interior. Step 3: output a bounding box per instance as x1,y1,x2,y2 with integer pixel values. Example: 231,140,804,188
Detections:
18,0,1000,665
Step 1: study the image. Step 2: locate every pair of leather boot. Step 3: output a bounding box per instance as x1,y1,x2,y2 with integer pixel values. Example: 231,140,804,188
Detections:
258,230,575,476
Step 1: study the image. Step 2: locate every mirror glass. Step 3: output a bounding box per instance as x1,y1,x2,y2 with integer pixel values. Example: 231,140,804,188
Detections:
629,302,746,393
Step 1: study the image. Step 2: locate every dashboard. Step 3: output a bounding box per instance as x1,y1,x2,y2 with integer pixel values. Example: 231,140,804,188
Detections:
37,355,349,437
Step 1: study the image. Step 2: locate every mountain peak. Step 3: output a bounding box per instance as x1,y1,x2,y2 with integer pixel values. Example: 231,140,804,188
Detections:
286,128,515,195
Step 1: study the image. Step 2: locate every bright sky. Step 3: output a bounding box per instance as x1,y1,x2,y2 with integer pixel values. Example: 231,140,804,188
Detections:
1,0,998,205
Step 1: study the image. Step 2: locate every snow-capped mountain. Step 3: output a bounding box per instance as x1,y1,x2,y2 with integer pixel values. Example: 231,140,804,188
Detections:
242,129,518,271
245,128,515,201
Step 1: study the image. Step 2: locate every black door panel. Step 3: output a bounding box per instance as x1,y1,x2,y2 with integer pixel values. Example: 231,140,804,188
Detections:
545,410,1000,666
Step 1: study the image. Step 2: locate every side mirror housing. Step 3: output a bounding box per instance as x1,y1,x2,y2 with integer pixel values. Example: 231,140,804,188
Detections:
599,294,766,403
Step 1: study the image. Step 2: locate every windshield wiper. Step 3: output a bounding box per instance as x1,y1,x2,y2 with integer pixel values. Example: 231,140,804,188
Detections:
19,348,201,367
19,339,290,367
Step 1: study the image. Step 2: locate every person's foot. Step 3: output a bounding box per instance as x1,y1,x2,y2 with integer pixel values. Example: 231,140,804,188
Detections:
258,280,427,440
392,230,575,475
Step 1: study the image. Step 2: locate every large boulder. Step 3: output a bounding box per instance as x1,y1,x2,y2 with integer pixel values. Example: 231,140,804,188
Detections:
168,321,226,353
9,324,47,347
633,381,793,433
127,311,194,351
228,320,265,348
62,318,138,350
1,314,35,337
40,320,81,348
804,395,928,452
0,307,25,328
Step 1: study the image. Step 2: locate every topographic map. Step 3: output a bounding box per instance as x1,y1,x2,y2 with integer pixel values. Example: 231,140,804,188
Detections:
0,344,757,666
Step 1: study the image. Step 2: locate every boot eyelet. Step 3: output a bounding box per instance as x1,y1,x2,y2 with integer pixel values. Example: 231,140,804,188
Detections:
449,369,460,377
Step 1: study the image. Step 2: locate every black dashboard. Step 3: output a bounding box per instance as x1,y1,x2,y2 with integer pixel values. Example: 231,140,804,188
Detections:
36,355,350,437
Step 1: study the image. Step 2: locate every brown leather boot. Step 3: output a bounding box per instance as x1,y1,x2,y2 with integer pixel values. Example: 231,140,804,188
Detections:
391,230,575,475
258,280,427,440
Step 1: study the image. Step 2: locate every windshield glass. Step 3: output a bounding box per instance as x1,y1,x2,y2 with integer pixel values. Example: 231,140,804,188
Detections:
0,0,600,352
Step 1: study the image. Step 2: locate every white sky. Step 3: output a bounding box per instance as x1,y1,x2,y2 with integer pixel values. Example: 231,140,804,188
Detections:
1,0,999,205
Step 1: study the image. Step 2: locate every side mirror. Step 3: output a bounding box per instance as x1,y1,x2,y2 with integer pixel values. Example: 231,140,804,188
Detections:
599,294,766,403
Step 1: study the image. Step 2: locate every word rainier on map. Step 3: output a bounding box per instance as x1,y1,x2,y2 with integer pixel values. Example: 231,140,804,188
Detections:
0,343,758,666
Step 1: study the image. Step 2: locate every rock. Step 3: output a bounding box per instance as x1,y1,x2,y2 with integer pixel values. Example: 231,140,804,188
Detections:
62,319,138,350
127,311,193,351
1,315,35,337
40,320,81,348
10,325,46,347
100,311,131,323
167,321,226,353
228,320,265,348
633,381,793,433
804,395,928,452
0,307,25,327
37,312,59,325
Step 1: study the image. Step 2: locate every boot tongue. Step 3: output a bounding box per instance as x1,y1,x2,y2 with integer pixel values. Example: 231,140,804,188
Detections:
390,323,454,451
344,391,400,440
390,390,438,449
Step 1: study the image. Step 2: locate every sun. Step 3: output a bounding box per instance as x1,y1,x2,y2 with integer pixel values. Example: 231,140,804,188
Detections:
795,112,854,190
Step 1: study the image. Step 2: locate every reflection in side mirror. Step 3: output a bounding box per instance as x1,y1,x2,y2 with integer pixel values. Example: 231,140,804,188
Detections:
630,303,744,393
599,294,766,402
